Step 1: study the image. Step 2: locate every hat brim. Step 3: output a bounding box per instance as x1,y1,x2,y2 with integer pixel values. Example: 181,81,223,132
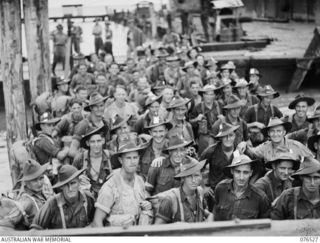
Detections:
80,125,108,149
182,62,198,72
52,168,85,189
292,166,320,178
57,80,71,86
257,92,280,99
145,95,162,107
307,134,320,153
166,99,191,111
110,115,132,133
223,100,246,109
174,160,206,178
261,121,292,137
288,97,315,110
265,158,300,170
307,114,320,123
198,88,219,94
19,163,49,182
84,96,109,111
163,140,193,154
224,159,263,178
214,125,240,138
145,121,173,131
35,117,61,130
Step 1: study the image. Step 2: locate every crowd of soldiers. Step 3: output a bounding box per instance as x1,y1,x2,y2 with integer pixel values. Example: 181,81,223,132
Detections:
1,18,320,231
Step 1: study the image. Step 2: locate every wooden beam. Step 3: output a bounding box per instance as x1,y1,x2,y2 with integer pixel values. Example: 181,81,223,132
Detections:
23,0,51,102
0,0,28,185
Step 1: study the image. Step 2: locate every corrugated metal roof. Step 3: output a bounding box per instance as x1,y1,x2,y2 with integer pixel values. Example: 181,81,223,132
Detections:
211,0,244,9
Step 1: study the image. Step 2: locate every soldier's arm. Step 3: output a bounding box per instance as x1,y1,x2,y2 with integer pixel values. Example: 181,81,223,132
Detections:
274,106,283,118
69,120,88,158
270,191,289,220
145,166,159,196
30,200,54,230
257,192,271,219
154,196,174,224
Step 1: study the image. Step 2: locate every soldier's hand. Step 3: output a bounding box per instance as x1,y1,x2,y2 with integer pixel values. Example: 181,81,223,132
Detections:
197,114,204,122
203,186,214,198
140,200,152,211
237,141,247,154
151,156,165,167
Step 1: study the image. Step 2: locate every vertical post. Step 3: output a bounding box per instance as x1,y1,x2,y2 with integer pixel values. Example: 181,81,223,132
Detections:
23,0,51,102
314,0,320,25
0,0,28,185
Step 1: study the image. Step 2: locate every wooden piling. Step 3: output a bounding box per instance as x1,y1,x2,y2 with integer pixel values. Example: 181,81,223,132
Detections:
23,0,52,101
0,0,28,185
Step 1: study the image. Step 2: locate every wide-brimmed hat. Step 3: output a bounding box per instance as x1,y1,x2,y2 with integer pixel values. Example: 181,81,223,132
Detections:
226,154,258,169
52,165,85,189
145,116,172,131
292,157,320,178
257,85,280,99
166,97,191,111
20,160,48,182
186,47,202,57
56,24,63,29
156,50,169,58
151,81,166,92
307,131,320,153
265,151,300,170
35,112,61,130
110,115,132,133
198,84,218,95
165,56,180,62
174,156,206,178
249,68,261,77
144,94,162,108
234,78,249,88
288,93,315,110
204,58,218,67
261,117,292,137
181,34,191,40
220,61,235,71
56,76,70,86
215,78,232,90
247,121,265,131
223,95,246,109
105,20,111,25
182,61,198,72
114,132,148,155
163,135,193,153
80,124,107,150
214,122,239,138
307,105,320,122
84,92,108,112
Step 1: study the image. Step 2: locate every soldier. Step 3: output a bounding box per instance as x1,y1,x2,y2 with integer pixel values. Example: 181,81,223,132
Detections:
166,97,194,142
70,64,95,96
213,154,270,221
73,125,116,199
69,92,109,158
92,18,103,55
248,68,263,95
154,156,212,224
237,117,314,162
189,85,222,154
31,165,95,229
91,134,152,227
0,160,48,230
140,116,171,180
51,24,68,76
255,152,300,204
271,158,320,220
286,93,315,133
216,79,237,107
247,121,266,147
104,20,113,56
164,56,183,87
146,50,168,83
244,85,283,126
146,135,192,196
158,86,174,121
307,131,320,160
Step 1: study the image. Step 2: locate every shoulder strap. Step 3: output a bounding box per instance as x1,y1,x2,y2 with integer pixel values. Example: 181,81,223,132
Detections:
79,190,88,219
293,187,300,220
201,102,205,115
254,104,259,122
172,188,184,222
103,150,113,173
21,193,40,211
261,175,275,202
270,105,274,117
82,151,89,170
55,194,67,229
214,101,221,115
249,94,253,106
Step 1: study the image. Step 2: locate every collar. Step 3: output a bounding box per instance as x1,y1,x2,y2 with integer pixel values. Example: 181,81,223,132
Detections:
180,186,199,203
60,191,85,207
225,114,240,125
171,118,186,128
268,170,285,188
271,137,288,149
227,180,252,199
23,187,46,200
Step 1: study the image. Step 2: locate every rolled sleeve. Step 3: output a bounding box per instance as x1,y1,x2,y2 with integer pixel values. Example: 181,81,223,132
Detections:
156,196,173,223
95,184,114,214
35,138,60,157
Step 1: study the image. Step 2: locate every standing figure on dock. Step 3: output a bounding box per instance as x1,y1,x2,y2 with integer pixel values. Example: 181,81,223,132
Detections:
127,19,145,58
104,20,113,57
71,22,83,55
248,68,264,95
92,18,103,55
51,24,68,76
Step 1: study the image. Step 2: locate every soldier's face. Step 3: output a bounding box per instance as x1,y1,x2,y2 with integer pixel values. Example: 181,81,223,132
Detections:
231,164,252,187
59,84,69,93
71,103,82,115
149,102,160,116
78,65,87,75
249,74,259,84
261,96,273,107
77,90,88,101
183,171,202,190
170,147,187,165
62,178,80,200
223,84,232,96
116,123,130,136
221,132,236,148
109,64,119,75
91,102,105,117
41,123,54,135
301,172,320,193
150,125,167,144
237,86,248,97
189,84,200,96
268,125,286,143
295,101,308,118
203,91,215,103
114,88,127,103
173,106,187,121
88,134,104,154
221,70,230,78
228,107,241,119
119,151,140,174
272,161,294,181
313,118,320,131
26,175,44,193
162,89,174,103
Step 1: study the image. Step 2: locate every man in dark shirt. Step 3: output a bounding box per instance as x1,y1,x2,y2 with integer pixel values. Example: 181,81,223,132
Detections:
213,154,270,221
70,64,95,96
146,135,192,196
31,165,95,229
248,68,263,95
255,152,300,204
245,85,283,126
286,93,315,133
154,156,212,224
271,158,320,220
